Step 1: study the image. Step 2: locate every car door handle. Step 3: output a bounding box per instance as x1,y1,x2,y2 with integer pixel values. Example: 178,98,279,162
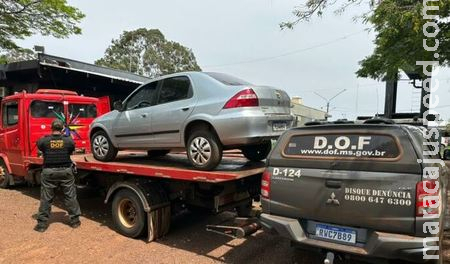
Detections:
325,180,342,189
141,113,148,118
181,107,190,111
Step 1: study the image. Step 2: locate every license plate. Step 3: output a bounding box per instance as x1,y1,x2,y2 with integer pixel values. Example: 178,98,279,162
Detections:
272,122,287,131
315,224,356,244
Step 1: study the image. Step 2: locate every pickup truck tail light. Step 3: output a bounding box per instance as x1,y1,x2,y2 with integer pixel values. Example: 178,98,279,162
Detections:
223,89,259,109
416,180,440,217
261,169,271,199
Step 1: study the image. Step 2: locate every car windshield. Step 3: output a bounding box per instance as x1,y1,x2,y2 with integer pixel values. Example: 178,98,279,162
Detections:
205,72,252,86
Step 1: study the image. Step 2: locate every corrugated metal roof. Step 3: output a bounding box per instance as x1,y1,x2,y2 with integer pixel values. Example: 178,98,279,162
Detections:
38,54,150,84
0,53,151,84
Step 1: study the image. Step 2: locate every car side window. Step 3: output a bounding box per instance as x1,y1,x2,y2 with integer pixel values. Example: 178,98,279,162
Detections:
125,81,158,110
157,76,191,105
2,101,19,127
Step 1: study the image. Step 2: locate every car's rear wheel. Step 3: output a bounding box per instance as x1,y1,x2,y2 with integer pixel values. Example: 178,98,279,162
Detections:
187,130,222,171
241,141,272,162
147,150,170,158
91,131,118,161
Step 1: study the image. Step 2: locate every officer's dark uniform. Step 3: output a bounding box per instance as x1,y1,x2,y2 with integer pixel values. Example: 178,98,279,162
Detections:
35,120,81,232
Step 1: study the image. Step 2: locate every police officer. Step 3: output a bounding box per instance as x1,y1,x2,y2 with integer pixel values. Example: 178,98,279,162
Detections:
34,119,81,232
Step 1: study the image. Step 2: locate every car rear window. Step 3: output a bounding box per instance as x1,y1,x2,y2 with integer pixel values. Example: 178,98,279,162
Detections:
30,101,64,118
283,134,401,160
69,104,97,118
205,72,252,86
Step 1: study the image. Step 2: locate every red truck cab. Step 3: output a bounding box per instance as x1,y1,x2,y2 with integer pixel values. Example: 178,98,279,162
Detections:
0,89,110,179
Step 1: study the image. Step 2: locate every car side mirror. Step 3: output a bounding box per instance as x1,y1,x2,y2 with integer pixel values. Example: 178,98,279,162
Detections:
113,100,123,111
443,149,450,160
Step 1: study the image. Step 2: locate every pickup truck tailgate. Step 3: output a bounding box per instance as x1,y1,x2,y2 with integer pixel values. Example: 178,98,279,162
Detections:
265,126,423,235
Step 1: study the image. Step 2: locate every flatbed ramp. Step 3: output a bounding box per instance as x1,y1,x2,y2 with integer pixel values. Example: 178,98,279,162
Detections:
72,151,265,183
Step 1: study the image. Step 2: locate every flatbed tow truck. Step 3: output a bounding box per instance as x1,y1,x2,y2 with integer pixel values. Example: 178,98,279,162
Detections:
0,89,264,241
71,151,263,241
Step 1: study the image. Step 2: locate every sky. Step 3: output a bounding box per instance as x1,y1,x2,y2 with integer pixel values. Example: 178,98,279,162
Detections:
18,0,450,121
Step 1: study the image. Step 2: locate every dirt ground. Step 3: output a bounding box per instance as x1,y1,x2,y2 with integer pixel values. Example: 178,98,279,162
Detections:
0,186,449,264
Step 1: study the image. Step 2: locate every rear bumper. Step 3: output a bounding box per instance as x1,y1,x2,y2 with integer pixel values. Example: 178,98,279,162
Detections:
213,110,294,146
260,213,440,263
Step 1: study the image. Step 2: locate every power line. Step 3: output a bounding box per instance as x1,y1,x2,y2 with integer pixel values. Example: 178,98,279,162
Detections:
434,105,450,109
203,30,366,68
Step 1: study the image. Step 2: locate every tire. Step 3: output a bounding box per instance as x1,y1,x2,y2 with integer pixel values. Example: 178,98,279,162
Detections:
0,160,11,189
91,130,118,162
187,129,222,171
147,150,170,158
112,189,147,238
241,141,272,162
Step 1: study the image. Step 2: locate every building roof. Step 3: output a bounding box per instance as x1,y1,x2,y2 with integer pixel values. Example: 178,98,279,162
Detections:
0,53,150,84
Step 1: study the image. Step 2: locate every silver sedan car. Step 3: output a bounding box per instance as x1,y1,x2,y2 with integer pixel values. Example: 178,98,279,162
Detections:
89,72,293,170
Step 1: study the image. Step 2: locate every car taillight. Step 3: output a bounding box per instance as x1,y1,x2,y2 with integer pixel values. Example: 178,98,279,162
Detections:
416,181,440,217
261,169,271,199
223,89,259,109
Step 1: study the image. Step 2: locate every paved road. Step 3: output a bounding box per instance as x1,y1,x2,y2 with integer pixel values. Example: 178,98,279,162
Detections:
0,186,449,264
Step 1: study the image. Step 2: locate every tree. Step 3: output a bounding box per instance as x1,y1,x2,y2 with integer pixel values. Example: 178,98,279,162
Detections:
0,48,36,64
95,28,201,78
283,0,450,80
0,0,84,52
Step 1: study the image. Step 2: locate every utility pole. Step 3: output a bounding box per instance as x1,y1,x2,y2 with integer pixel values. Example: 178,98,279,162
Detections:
314,89,347,121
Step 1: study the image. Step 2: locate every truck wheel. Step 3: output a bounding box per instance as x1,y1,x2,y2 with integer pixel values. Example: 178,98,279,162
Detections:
0,161,11,189
112,189,146,238
241,141,272,162
91,131,118,162
187,130,222,171
147,150,170,158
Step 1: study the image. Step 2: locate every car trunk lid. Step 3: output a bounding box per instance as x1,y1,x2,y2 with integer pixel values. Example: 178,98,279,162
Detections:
251,86,291,115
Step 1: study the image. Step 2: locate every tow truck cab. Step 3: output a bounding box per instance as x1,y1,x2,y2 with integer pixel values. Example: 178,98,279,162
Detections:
0,89,110,178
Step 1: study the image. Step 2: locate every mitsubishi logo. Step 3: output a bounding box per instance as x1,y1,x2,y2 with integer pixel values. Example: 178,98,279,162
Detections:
326,192,340,206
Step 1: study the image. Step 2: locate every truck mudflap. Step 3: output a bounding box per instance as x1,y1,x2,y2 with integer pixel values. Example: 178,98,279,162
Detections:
259,212,440,263
147,202,171,242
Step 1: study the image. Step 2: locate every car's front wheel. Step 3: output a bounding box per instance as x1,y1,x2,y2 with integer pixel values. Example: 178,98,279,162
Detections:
187,130,222,171
91,131,118,161
241,141,272,162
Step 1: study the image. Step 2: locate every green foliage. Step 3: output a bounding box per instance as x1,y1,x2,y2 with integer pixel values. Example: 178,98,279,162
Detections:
0,48,36,64
95,28,201,78
284,0,450,80
281,0,375,29
357,0,450,80
0,0,84,51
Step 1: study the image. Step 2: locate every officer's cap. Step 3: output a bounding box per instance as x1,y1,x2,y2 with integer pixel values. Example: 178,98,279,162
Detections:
51,119,64,131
